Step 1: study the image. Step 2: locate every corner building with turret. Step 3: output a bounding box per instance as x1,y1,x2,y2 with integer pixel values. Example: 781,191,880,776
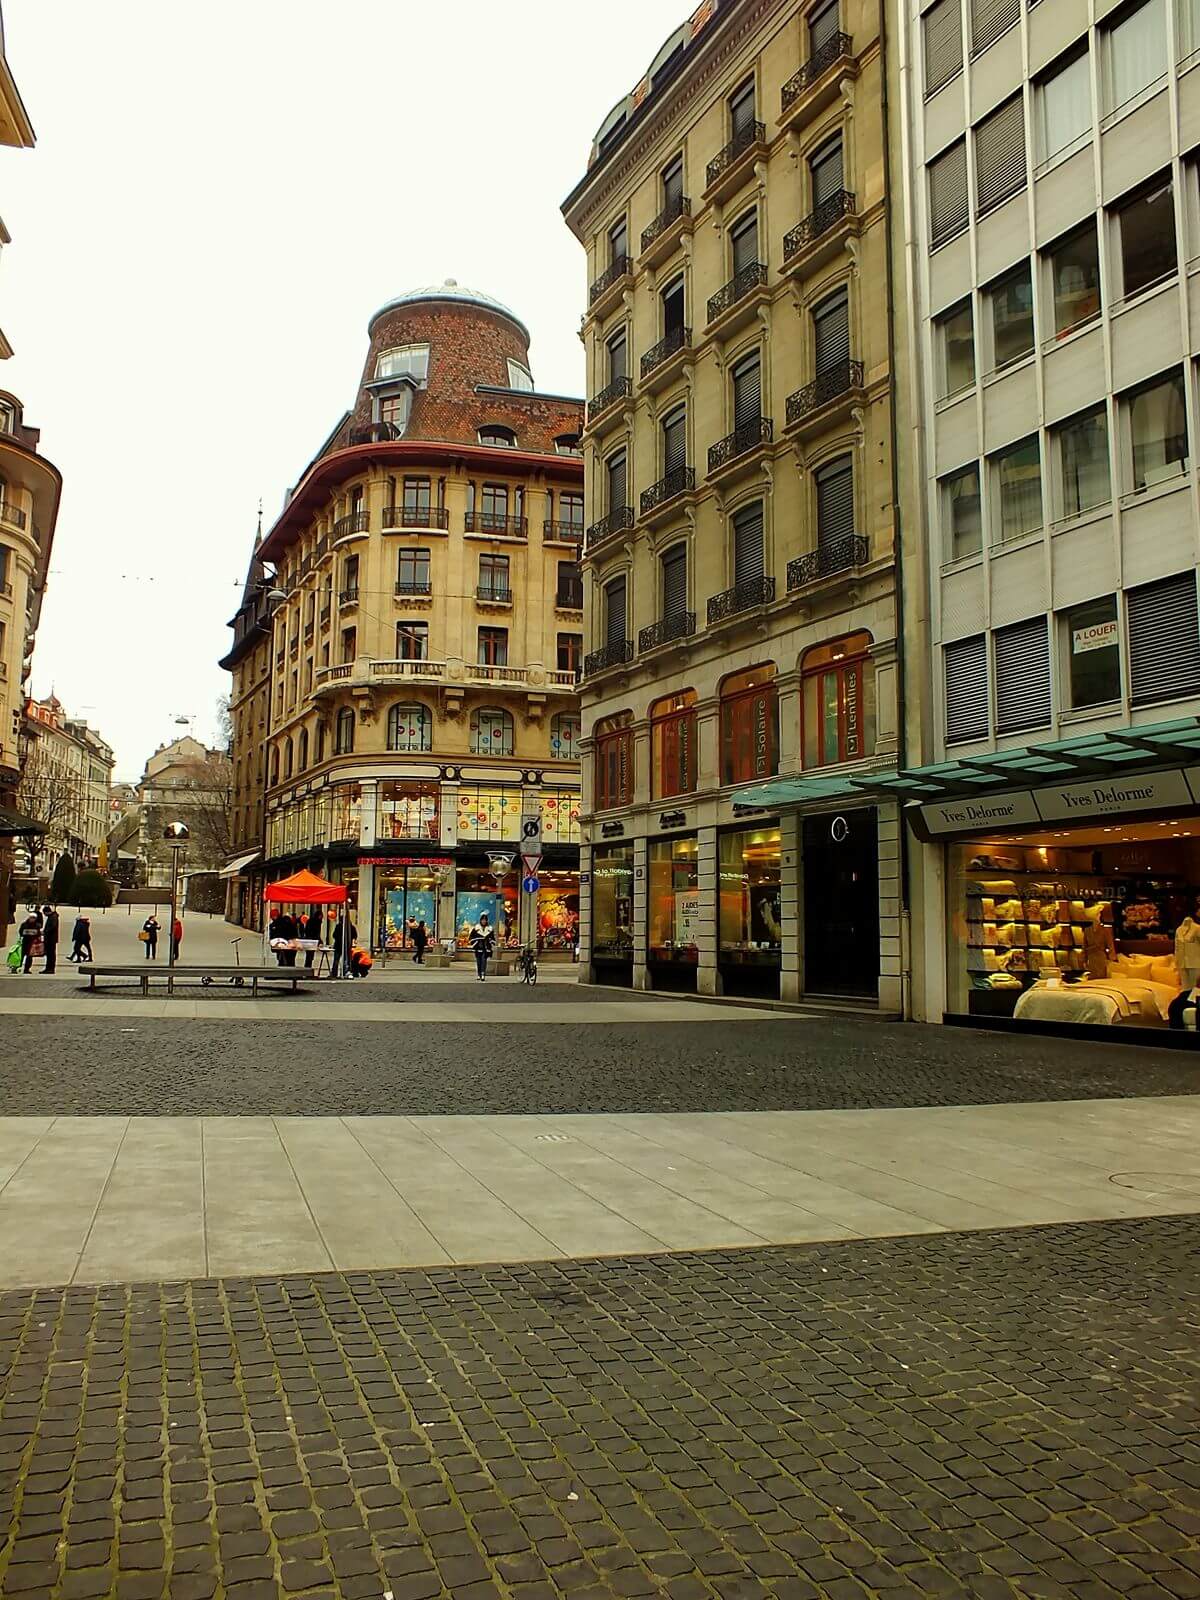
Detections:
225,282,585,955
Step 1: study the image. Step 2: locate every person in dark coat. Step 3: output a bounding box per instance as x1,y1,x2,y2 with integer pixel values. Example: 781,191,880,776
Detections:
70,916,92,962
303,907,322,969
331,917,356,978
17,909,41,975
142,916,160,959
412,920,428,965
41,905,58,974
269,910,297,966
469,913,495,981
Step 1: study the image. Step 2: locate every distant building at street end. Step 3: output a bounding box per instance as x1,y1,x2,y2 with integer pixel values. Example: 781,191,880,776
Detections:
119,734,233,888
226,280,585,955
562,0,903,1006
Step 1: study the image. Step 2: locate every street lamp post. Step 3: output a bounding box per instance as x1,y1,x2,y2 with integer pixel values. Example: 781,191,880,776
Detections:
163,822,189,984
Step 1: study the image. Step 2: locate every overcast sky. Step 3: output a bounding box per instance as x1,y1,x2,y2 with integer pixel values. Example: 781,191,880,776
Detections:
4,0,685,779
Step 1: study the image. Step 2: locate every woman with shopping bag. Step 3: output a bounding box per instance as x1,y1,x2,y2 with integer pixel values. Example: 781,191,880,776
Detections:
17,909,42,975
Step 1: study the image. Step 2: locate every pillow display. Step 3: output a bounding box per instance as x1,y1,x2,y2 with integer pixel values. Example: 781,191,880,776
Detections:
1150,957,1181,988
1116,953,1154,977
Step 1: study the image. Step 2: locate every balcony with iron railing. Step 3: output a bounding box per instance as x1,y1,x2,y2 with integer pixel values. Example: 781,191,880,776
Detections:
543,520,585,546
584,504,634,555
783,189,858,275
382,503,450,531
463,512,528,538
585,374,633,435
640,326,691,391
588,253,634,317
707,575,776,624
584,638,634,677
780,32,856,131
639,611,696,653
394,580,432,597
785,360,864,439
706,263,769,336
0,502,27,531
704,120,767,202
640,195,693,266
708,417,773,479
640,466,696,524
788,533,869,591
556,584,584,610
476,585,514,605
339,586,360,606
333,510,369,539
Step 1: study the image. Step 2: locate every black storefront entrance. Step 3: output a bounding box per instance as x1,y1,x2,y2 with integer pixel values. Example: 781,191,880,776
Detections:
803,809,879,997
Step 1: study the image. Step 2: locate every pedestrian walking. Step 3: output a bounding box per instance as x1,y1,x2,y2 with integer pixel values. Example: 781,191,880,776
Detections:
170,915,183,962
140,915,160,959
41,905,58,974
17,909,41,975
70,916,92,963
412,920,428,965
331,917,356,977
469,912,495,981
269,909,297,966
303,907,322,969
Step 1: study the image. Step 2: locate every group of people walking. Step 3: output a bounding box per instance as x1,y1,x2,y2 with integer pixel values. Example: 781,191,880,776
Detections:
9,907,94,974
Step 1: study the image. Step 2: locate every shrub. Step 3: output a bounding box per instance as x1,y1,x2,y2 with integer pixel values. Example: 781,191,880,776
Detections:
49,852,77,903
73,869,113,908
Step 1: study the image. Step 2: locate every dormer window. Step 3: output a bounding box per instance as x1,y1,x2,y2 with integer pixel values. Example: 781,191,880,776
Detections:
0,404,14,435
479,425,517,448
506,360,534,392
376,344,430,383
554,434,582,456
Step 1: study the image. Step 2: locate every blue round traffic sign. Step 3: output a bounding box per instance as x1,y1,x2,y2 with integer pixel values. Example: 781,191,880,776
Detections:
522,875,540,894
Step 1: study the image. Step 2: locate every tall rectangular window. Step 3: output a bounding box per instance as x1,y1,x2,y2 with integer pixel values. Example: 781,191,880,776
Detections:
604,576,627,644
662,276,685,334
732,500,765,584
560,491,584,531
809,0,839,55
994,616,1052,733
987,262,1034,370
478,626,508,666
1063,596,1120,708
396,548,431,594
971,0,1020,55
944,635,989,743
396,620,429,660
729,75,756,135
607,328,628,383
1127,369,1188,490
1127,573,1200,704
557,633,583,675
402,476,431,515
1048,222,1101,335
1116,176,1177,299
1104,0,1166,113
813,289,850,375
341,627,356,664
975,95,1026,217
935,299,975,398
943,463,982,560
660,543,688,620
731,351,761,429
1037,48,1091,164
662,154,683,209
810,135,844,208
816,456,855,545
929,140,968,247
607,450,627,513
478,552,510,600
481,483,509,526
1056,407,1111,518
609,216,628,263
992,435,1043,542
924,0,963,95
556,560,582,607
662,406,687,474
731,208,759,274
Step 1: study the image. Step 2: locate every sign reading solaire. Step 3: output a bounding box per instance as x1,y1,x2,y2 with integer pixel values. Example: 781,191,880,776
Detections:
723,685,779,784
909,767,1200,841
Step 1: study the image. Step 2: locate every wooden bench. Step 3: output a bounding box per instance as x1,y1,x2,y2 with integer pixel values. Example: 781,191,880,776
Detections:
78,964,311,997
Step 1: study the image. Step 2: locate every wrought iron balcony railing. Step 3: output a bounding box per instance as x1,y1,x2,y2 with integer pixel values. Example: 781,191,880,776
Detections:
589,254,633,306
0,502,27,531
476,585,513,604
584,638,634,676
641,194,691,252
339,586,360,605
706,120,766,188
585,505,634,550
707,262,768,325
786,360,864,426
781,31,853,111
707,575,776,624
784,189,857,260
333,510,369,537
382,503,449,530
788,534,869,589
639,611,696,652
641,465,695,516
640,326,690,380
543,520,584,543
463,512,528,537
394,581,432,596
555,584,584,609
588,374,632,420
708,417,773,474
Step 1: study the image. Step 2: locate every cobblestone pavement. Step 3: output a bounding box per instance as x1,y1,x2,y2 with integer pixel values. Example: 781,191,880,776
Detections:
0,1014,1196,1117
0,1217,1195,1599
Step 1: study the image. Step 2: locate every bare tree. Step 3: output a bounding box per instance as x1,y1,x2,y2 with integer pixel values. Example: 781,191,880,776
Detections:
215,693,233,754
175,750,235,864
15,738,85,868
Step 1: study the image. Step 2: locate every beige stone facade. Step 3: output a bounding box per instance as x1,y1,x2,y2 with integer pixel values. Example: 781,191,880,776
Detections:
563,0,904,1006
17,695,113,873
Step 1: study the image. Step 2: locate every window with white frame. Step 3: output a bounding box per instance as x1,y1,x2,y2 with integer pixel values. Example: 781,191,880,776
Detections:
942,463,982,560
971,0,1019,56
1103,0,1167,114
974,94,1026,217
1114,175,1177,300
991,436,1043,543
986,261,1034,371
1061,597,1120,709
994,616,1052,733
376,344,430,382
944,635,988,743
1036,47,1091,166
934,298,975,398
1047,221,1101,336
1054,406,1111,519
1127,572,1200,704
924,0,962,95
929,140,968,247
506,360,533,391
1125,369,1189,491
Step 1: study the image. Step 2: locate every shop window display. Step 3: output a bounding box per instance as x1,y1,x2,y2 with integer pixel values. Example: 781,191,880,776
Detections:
950,821,1200,1027
377,862,443,951
591,843,634,969
801,633,875,768
718,826,782,997
379,782,439,841
648,837,700,989
594,714,634,810
455,867,518,948
540,791,581,845
456,787,520,842
536,871,580,953
329,784,361,842
719,666,778,787
651,691,697,799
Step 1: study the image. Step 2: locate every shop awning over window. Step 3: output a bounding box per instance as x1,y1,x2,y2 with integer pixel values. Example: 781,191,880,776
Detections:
734,715,1200,812
0,807,45,838
219,850,262,879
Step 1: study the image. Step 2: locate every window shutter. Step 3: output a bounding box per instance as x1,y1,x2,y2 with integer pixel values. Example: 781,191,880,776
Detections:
924,0,963,95
730,79,756,134
971,0,1020,54
994,616,1051,733
975,95,1026,217
608,332,627,382
813,291,850,374
1128,573,1200,705
929,141,968,246
733,502,765,583
732,357,761,428
605,577,627,644
663,158,683,208
663,410,687,473
945,634,988,742
810,137,844,206
732,213,759,273
662,546,688,617
607,452,627,512
816,458,855,545
809,0,839,55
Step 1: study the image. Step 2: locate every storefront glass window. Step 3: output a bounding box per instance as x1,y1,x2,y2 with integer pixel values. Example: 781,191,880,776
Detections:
537,871,580,953
378,863,443,951
594,715,634,809
718,827,782,994
802,633,876,768
651,691,697,799
550,712,579,761
379,781,439,841
310,792,328,847
720,667,778,786
591,844,634,962
540,791,581,844
329,784,361,842
1064,596,1120,708
455,866,517,947
648,837,700,968
456,787,520,842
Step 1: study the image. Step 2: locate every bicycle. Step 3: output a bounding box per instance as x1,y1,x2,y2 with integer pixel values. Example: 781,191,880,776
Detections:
517,944,538,985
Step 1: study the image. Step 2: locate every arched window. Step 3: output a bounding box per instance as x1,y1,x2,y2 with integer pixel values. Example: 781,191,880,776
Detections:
335,706,355,755
802,631,875,768
554,433,582,456
719,664,778,785
470,706,514,755
387,703,432,753
298,729,308,771
594,711,634,810
550,712,579,761
478,424,517,448
651,689,697,798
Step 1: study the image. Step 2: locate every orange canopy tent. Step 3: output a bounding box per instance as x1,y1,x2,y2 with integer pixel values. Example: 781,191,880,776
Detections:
263,869,347,905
